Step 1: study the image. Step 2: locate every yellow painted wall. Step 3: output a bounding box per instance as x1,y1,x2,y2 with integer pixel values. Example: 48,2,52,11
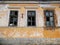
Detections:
0,27,60,38
0,4,60,38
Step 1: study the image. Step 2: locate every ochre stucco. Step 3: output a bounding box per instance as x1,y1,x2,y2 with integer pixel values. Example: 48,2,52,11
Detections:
0,27,60,38
0,4,60,38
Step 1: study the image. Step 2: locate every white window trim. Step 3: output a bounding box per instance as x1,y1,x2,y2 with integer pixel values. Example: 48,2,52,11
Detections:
8,9,20,27
40,4,56,9
25,9,38,27
24,6,38,9
8,6,20,9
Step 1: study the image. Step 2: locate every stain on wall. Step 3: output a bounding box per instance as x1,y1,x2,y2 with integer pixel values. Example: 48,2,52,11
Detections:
0,4,60,38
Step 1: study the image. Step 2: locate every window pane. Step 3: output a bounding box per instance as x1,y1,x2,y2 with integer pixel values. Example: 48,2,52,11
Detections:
46,17,50,21
50,12,53,16
31,11,35,16
13,18,17,22
50,21,54,26
28,17,31,22
10,11,15,15
27,11,36,26
28,22,31,26
28,11,31,16
50,17,53,21
15,11,18,15
32,17,35,22
28,11,35,16
32,22,36,26
14,22,17,26
46,21,50,26
46,12,49,17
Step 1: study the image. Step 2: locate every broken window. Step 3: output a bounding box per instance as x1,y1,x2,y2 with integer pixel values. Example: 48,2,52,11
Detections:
9,10,18,26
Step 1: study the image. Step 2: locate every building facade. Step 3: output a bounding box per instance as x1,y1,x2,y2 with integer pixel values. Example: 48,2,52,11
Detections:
0,0,60,44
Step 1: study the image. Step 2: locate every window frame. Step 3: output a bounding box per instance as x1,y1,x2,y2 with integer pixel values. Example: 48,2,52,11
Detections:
8,10,19,27
27,10,36,26
26,9,37,27
44,10,57,29
45,10,55,27
8,10,18,27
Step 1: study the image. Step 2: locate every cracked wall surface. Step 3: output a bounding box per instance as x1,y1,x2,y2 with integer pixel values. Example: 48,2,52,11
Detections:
0,27,60,38
0,3,60,45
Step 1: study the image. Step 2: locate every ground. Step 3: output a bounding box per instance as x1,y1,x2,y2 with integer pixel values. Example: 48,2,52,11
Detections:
0,38,60,45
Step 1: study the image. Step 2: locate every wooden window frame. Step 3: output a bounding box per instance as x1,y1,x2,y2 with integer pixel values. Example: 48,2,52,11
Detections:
44,9,57,30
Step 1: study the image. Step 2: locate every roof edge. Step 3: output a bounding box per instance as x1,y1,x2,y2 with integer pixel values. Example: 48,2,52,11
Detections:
0,1,60,4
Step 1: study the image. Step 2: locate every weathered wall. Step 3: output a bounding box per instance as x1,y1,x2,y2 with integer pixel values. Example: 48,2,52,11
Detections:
0,27,60,38
0,6,9,27
55,8,60,26
0,4,60,38
0,4,60,27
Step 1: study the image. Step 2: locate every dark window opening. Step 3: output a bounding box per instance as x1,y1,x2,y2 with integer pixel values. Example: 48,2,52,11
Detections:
9,10,18,27
27,11,36,26
46,17,50,21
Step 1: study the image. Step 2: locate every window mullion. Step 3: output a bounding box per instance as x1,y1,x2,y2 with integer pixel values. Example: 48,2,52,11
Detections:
31,17,32,26
48,12,50,27
13,18,14,26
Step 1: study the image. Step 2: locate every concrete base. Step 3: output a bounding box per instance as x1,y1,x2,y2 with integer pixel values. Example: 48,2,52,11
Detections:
0,38,60,45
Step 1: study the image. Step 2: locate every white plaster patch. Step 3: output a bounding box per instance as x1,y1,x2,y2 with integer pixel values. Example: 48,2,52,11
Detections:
0,4,9,27
40,4,56,8
55,9,60,26
13,32,21,37
0,4,8,11
22,32,28,37
30,32,44,37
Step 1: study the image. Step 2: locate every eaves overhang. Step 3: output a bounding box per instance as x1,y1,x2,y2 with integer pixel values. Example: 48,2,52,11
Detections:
0,1,60,4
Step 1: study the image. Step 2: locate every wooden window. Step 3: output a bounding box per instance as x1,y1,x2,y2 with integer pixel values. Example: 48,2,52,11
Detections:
9,10,18,26
44,10,55,27
27,11,36,26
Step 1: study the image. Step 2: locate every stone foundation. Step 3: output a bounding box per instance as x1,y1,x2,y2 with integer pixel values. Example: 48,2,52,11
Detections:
0,38,60,45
